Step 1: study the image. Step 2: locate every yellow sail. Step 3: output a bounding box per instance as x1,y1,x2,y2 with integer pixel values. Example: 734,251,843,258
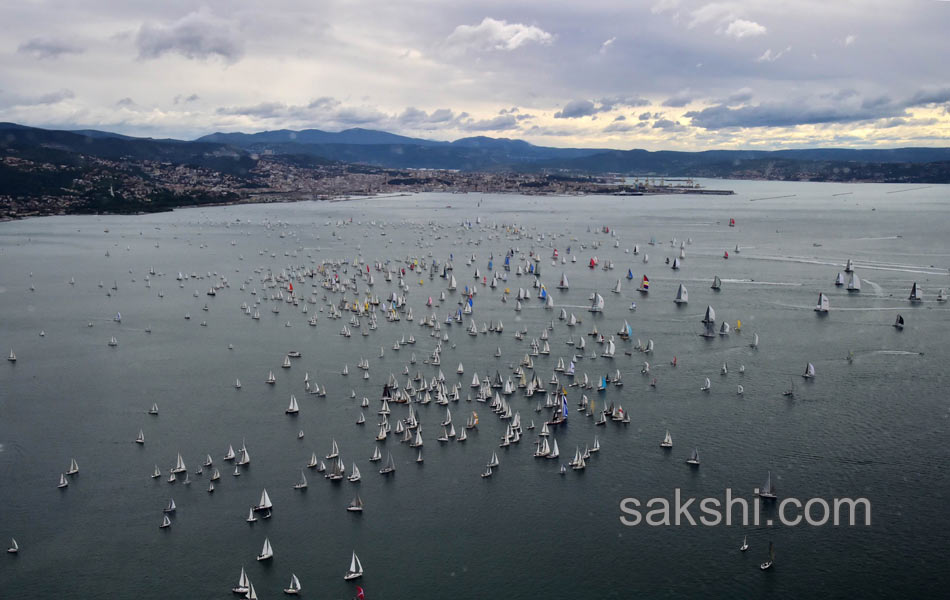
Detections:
736,319,742,331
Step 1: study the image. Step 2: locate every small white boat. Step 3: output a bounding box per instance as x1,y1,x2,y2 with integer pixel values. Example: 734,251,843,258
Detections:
160,514,171,529
347,494,364,512
760,542,775,570
7,538,19,554
283,573,301,595
686,448,700,466
740,536,749,552
257,537,274,561
232,567,250,595
135,429,145,444
344,551,364,580
660,430,673,448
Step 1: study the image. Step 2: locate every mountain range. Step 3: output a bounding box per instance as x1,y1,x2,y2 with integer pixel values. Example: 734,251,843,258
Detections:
3,121,950,180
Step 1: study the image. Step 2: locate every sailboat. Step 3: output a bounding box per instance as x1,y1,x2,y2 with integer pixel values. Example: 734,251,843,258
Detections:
379,452,396,474
760,542,775,570
846,272,861,292
348,463,361,482
894,314,904,330
163,498,176,513
7,538,18,554
711,275,721,290
701,377,711,392
487,451,500,468
347,494,364,512
660,430,673,448
232,567,251,594
740,536,749,552
257,537,274,561
673,284,688,304
909,282,923,302
344,551,364,580
58,473,68,488
815,292,830,313
8,350,16,362
149,403,159,415
686,448,700,466
160,514,171,529
283,573,302,595
834,272,845,286
802,363,815,379
286,395,299,414
255,488,273,512
171,453,186,474
293,470,308,489
246,508,258,523
135,430,145,445
758,471,777,499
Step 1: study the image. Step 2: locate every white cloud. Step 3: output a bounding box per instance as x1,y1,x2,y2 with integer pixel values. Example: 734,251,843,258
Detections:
445,17,553,52
756,46,791,63
599,37,617,55
843,34,857,46
724,19,767,39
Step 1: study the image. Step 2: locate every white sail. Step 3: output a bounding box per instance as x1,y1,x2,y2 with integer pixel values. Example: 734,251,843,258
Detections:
674,284,688,303
258,488,273,510
344,551,364,579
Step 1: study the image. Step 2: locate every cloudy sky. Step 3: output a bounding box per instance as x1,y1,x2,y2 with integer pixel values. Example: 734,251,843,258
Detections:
2,0,949,149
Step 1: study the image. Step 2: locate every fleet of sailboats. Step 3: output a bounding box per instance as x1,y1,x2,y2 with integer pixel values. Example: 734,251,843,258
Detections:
16,211,898,585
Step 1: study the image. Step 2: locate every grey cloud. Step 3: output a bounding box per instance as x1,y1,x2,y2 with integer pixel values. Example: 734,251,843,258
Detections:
460,114,518,131
662,90,695,107
638,112,651,121
116,97,135,108
685,87,950,130
555,96,647,119
554,100,597,119
598,95,650,109
0,88,74,108
174,94,200,104
17,38,84,59
653,118,686,131
216,102,286,118
137,10,244,63
613,115,626,121
396,107,462,130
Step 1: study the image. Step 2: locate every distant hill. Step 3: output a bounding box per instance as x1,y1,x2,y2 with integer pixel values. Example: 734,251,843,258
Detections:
0,122,254,175
3,122,950,181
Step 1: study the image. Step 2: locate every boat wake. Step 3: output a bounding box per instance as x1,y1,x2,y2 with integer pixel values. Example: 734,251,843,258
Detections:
743,254,947,276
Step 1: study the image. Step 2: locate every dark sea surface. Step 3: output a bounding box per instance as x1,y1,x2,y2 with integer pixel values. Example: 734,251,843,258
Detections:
1,180,949,599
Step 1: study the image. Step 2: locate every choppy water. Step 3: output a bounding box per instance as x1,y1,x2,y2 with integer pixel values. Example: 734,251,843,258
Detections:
1,180,949,599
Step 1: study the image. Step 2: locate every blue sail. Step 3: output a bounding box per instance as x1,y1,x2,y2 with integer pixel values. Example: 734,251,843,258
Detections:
488,260,493,270
468,297,473,308
540,288,547,299
626,323,633,337
627,269,634,280
561,395,568,419
504,255,510,266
